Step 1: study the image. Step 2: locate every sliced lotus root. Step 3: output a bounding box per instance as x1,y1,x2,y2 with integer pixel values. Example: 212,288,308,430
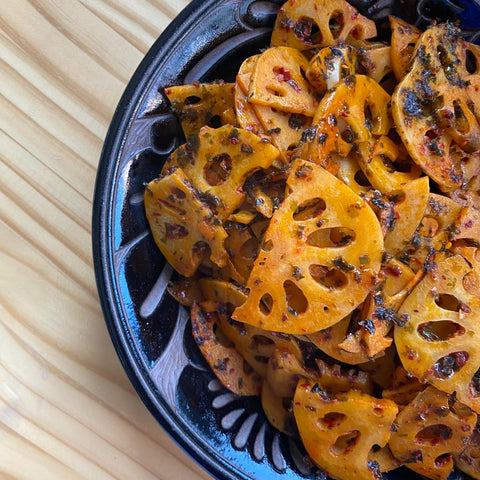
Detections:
356,136,422,194
234,62,264,136
451,206,480,244
306,45,357,93
451,245,480,300
271,0,376,51
449,174,480,210
308,314,374,365
315,358,373,394
381,257,423,311
167,275,204,307
383,176,430,255
165,82,235,141
166,125,280,219
358,346,397,390
294,380,398,480
237,71,311,160
199,277,247,308
392,24,480,191
395,255,480,413
144,168,228,276
191,302,262,396
338,292,393,359
454,421,480,480
261,380,298,436
232,159,383,334
333,155,372,194
368,445,400,473
358,44,393,85
382,366,425,406
223,223,259,283
389,16,421,82
399,193,463,272
382,257,416,299
219,315,303,379
304,75,391,170
389,386,476,480
248,47,318,116
266,348,314,398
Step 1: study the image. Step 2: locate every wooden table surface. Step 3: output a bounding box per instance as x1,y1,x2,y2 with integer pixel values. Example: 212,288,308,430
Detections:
1,1,212,478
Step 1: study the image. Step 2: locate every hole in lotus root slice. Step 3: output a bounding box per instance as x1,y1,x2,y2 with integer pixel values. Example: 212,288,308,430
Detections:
432,352,469,380
415,425,453,445
465,47,479,75
470,369,480,398
434,293,465,312
330,430,361,455
307,228,356,249
204,153,232,186
320,412,347,429
309,265,348,290
293,197,326,220
417,321,466,342
284,280,309,315
259,293,273,315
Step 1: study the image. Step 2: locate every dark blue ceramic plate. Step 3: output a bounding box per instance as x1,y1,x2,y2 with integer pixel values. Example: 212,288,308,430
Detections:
92,1,480,479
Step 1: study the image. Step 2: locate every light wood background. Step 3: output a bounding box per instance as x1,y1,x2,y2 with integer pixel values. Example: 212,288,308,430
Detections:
1,1,212,478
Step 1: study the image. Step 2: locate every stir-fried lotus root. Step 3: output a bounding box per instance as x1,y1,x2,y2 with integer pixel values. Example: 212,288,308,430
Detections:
163,125,280,219
389,386,477,480
144,168,228,276
392,24,480,191
144,1,480,478
395,255,480,413
294,379,398,480
454,421,480,479
232,159,383,334
190,302,262,396
389,16,421,82
271,0,376,51
235,55,311,158
248,46,318,116
303,75,391,170
164,83,235,140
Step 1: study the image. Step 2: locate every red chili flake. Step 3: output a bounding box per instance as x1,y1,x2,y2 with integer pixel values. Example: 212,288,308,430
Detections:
384,264,402,277
192,80,200,87
230,137,239,145
407,349,416,360
274,66,292,82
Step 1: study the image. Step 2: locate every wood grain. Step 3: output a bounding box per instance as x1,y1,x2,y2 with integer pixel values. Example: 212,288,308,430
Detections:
1,1,212,478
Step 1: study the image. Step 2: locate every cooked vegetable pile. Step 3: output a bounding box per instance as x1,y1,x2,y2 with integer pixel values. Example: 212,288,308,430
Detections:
144,1,480,478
